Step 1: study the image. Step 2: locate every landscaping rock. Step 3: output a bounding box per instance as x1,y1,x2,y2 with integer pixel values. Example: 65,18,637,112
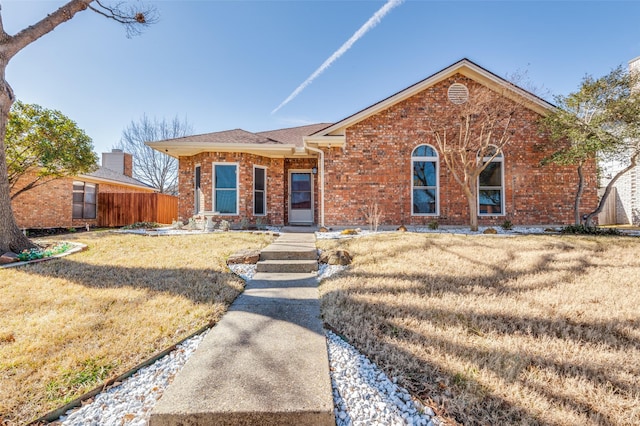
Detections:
227,249,261,265
319,250,352,266
319,226,330,233
397,225,407,232
483,227,498,234
0,252,19,264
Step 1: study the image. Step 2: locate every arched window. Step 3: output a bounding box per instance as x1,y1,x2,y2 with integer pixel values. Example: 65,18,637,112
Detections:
478,146,504,215
412,145,438,215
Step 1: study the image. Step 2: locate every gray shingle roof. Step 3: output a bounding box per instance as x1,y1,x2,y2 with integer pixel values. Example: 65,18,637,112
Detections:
153,123,333,148
83,167,155,190
257,123,333,147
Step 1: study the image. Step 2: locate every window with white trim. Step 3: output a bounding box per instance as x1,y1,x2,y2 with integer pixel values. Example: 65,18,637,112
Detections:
412,145,438,215
213,163,238,214
72,181,97,219
254,166,266,216
478,147,504,215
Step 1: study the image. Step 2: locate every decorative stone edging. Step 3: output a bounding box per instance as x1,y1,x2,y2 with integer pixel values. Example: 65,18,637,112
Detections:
0,241,87,269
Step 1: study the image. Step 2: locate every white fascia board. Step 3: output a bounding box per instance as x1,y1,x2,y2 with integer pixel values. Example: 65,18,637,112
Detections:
76,175,157,192
146,142,297,159
303,135,346,148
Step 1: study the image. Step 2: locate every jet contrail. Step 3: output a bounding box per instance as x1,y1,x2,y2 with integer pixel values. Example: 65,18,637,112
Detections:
271,0,404,114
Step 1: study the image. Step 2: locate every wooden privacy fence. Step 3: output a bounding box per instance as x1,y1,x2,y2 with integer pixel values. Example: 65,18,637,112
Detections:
98,193,178,227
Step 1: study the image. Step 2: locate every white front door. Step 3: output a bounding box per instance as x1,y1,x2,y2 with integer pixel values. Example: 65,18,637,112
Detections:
289,171,314,224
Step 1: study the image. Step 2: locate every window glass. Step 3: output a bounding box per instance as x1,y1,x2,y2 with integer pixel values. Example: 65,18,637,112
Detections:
214,164,237,214
413,161,437,187
254,167,266,215
478,146,504,215
72,182,97,219
479,162,502,186
412,145,438,215
291,173,311,191
215,165,236,189
413,189,437,214
479,190,502,214
255,168,265,191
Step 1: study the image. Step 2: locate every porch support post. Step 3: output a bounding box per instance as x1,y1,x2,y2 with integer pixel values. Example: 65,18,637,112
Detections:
306,146,325,227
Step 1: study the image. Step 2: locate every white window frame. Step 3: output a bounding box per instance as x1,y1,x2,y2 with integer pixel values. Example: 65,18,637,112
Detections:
478,146,505,216
253,165,267,216
212,162,239,215
411,144,439,216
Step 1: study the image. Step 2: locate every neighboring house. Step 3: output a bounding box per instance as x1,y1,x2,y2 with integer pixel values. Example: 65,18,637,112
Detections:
598,56,640,226
148,59,597,228
11,149,157,229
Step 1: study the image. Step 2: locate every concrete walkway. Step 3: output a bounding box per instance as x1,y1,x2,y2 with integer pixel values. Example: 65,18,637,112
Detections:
150,233,335,426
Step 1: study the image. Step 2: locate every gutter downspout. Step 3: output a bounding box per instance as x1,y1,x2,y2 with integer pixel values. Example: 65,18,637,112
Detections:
306,145,325,227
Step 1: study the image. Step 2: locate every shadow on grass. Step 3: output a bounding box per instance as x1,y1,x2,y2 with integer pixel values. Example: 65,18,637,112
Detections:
17,257,241,305
319,235,640,425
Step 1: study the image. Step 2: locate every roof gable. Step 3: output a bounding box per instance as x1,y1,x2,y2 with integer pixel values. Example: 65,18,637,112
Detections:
311,58,554,139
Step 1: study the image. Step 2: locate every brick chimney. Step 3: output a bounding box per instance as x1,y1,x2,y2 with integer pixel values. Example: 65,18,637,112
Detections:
102,149,133,177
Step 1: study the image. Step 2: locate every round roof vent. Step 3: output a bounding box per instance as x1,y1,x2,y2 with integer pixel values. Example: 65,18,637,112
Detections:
448,83,469,104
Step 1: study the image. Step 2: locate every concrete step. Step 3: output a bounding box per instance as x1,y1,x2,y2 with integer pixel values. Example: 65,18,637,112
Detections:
256,259,318,274
260,247,318,261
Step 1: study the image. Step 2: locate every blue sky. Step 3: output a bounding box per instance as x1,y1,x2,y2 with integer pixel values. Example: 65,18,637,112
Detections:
4,1,640,160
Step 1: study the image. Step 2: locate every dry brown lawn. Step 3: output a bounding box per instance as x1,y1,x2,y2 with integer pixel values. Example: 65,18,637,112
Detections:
318,232,640,426
0,231,274,425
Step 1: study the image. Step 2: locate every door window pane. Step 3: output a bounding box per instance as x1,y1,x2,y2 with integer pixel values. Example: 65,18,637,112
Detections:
291,173,311,191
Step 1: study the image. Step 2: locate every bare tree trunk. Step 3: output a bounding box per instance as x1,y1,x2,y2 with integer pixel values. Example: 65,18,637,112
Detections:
574,163,585,225
466,184,479,232
585,152,639,226
0,76,35,253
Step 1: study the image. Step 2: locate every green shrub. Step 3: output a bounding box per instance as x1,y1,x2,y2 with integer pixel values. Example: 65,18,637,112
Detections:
18,242,72,262
560,224,621,235
428,220,439,230
122,222,160,230
501,220,513,230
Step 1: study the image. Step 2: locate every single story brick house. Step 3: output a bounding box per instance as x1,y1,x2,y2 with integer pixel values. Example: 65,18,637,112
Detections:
11,150,157,229
148,59,597,228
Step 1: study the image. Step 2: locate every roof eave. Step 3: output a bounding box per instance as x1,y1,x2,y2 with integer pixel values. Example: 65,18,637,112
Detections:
76,175,157,192
147,141,299,159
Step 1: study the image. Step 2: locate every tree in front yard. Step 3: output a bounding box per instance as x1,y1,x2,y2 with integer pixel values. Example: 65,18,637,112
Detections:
427,84,520,231
114,114,192,195
0,1,156,254
540,66,640,225
7,101,98,200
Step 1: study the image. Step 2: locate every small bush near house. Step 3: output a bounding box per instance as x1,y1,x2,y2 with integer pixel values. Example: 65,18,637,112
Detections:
122,221,161,230
561,224,620,235
428,220,439,230
501,219,513,230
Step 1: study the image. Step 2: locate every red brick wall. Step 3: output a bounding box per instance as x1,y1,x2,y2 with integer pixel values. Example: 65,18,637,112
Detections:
321,75,597,227
11,171,155,229
178,153,293,226
11,173,74,229
123,153,133,178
